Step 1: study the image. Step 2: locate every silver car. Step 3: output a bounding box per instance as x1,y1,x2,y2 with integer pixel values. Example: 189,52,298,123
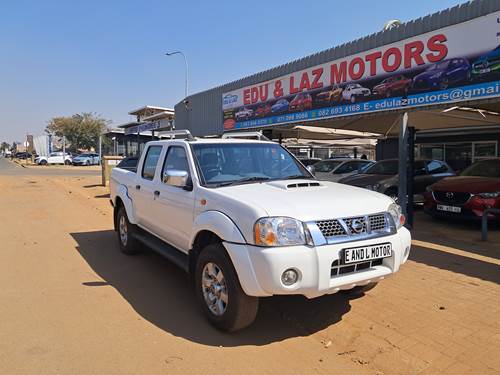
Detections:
313,158,374,182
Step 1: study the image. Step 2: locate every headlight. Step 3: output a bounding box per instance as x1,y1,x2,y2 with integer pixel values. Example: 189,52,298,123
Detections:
254,217,313,247
479,192,500,199
388,203,405,229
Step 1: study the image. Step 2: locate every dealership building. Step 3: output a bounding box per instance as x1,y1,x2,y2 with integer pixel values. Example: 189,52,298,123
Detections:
173,0,500,173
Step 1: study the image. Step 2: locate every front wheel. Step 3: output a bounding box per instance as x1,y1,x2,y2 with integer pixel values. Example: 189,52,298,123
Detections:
64,160,71,165
195,243,259,332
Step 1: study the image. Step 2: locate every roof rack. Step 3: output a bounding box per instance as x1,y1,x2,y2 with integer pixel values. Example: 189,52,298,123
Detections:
222,131,270,141
159,129,195,140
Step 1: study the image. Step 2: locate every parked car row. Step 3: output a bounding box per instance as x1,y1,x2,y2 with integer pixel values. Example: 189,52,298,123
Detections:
34,152,100,166
305,156,500,221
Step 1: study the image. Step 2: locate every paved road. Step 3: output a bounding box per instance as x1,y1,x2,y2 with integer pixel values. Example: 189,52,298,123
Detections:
0,157,100,176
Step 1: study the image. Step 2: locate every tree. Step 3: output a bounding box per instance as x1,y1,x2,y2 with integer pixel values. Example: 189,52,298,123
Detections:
46,112,110,152
1,142,10,151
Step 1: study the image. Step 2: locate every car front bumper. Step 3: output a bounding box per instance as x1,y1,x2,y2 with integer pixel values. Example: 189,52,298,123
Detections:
223,228,411,299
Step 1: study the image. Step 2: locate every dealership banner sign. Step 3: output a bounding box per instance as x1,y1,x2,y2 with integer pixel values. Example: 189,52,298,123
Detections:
222,11,500,130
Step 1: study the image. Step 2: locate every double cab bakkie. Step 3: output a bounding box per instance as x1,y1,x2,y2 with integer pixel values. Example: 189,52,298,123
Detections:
110,132,411,332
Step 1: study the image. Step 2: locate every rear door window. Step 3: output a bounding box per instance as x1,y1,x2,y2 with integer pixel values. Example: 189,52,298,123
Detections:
141,146,162,180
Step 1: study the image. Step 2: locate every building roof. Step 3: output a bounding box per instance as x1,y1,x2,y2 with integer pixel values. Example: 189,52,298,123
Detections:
128,105,174,117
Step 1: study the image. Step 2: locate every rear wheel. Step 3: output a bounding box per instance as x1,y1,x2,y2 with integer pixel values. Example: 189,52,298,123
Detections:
116,206,140,255
39,160,47,166
64,160,71,165
195,243,259,332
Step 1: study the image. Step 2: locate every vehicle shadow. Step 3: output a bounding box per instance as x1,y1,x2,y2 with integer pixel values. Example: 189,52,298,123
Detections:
71,230,356,346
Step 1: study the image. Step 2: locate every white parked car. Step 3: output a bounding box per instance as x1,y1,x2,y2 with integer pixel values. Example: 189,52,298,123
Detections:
342,83,371,103
35,152,72,165
313,158,374,182
110,134,411,332
235,107,254,120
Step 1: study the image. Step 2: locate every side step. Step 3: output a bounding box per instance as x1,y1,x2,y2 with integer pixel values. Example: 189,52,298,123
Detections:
133,230,189,273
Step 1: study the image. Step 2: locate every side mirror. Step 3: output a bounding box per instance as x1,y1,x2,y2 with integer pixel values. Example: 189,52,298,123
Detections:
163,169,190,189
306,165,315,175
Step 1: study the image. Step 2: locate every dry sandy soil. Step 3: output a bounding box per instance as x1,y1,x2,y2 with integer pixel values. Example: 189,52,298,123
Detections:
1,161,499,375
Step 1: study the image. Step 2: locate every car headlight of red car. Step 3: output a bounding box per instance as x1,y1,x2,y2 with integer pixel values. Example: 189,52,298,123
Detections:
478,192,500,199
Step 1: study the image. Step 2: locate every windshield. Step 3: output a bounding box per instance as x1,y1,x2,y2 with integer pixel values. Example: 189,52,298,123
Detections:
461,159,500,177
314,160,343,172
364,160,399,175
192,143,311,187
427,60,450,71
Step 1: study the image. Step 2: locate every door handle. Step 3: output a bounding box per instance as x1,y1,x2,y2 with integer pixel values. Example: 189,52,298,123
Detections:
154,190,160,197
135,185,141,190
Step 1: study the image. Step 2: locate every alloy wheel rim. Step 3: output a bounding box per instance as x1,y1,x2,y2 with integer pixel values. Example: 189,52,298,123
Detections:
119,215,128,246
202,262,228,316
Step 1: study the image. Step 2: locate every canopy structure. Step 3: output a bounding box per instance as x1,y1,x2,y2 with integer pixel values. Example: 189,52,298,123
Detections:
286,105,500,136
271,125,380,140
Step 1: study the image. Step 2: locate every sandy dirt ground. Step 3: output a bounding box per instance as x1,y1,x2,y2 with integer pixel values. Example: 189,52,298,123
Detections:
1,160,499,375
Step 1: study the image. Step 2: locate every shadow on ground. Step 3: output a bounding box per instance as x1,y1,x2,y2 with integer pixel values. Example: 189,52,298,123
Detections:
71,230,356,346
409,210,500,284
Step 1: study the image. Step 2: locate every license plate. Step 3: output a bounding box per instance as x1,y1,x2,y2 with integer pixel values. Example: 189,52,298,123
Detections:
480,68,491,74
343,243,392,264
437,204,461,213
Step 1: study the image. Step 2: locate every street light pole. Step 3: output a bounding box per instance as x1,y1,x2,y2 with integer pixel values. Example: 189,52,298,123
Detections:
165,51,189,99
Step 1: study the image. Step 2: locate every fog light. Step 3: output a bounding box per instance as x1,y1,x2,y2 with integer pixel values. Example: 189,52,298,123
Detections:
281,269,299,286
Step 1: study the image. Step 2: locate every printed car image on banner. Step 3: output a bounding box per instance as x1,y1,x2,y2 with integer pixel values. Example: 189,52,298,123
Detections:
222,11,500,131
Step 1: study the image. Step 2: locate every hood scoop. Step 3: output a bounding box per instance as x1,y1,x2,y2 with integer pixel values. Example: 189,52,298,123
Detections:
266,180,323,190
287,182,321,189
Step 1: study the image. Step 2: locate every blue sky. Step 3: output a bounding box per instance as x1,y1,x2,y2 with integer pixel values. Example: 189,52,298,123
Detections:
0,0,465,142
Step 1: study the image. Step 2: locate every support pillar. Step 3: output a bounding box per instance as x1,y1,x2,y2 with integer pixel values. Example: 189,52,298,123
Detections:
398,113,409,219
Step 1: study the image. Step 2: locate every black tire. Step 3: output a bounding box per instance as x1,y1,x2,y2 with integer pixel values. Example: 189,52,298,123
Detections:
116,206,140,255
343,282,378,296
64,160,71,165
40,160,47,166
195,243,259,332
86,160,91,166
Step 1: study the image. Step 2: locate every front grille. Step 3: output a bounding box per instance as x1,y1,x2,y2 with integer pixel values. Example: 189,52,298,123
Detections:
316,213,390,241
369,213,386,231
316,219,347,237
331,258,383,277
433,191,471,205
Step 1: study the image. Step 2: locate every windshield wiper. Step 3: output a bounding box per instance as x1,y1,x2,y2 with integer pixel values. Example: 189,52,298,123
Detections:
212,176,271,188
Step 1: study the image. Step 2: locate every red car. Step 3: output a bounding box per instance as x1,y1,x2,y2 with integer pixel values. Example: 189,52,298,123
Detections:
373,75,412,97
423,159,500,220
289,93,312,111
256,103,271,117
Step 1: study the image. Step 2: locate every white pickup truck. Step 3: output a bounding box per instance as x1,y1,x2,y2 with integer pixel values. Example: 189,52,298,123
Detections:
110,134,411,332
